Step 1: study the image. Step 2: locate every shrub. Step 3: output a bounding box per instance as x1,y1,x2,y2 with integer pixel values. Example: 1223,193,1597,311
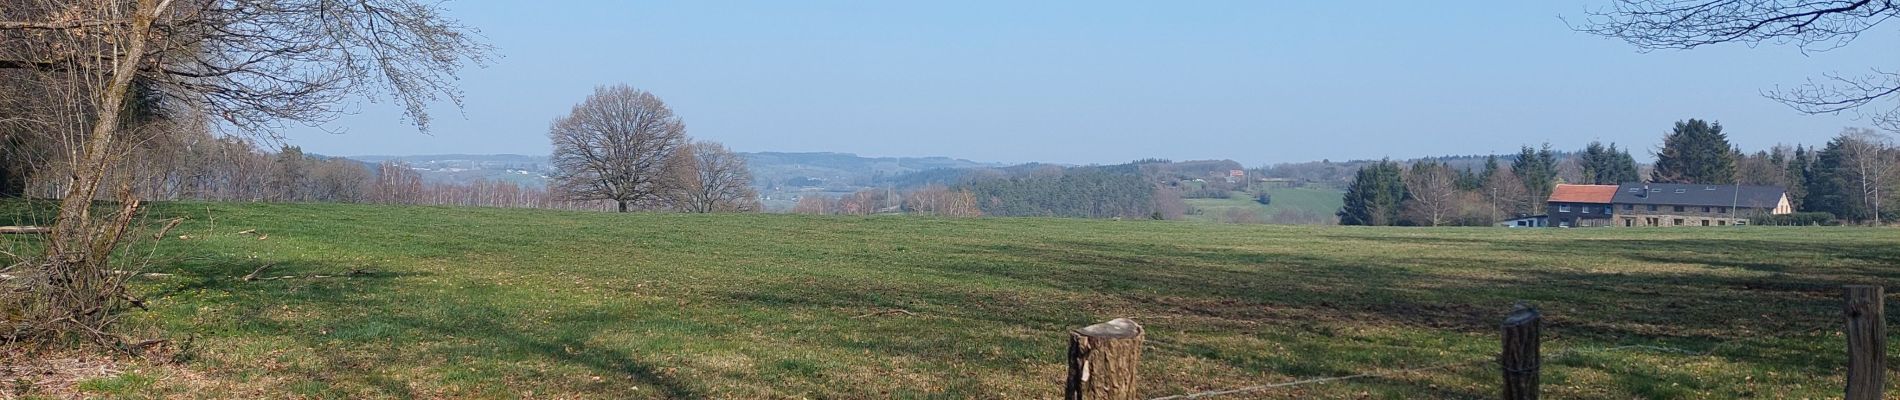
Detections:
1750,212,1837,226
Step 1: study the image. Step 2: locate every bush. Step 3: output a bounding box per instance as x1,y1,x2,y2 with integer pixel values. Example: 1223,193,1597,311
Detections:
1750,212,1838,226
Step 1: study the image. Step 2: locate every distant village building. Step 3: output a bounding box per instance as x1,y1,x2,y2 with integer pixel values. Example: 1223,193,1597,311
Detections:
1541,183,1791,227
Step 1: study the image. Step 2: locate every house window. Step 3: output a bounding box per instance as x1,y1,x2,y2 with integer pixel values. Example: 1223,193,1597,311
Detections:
1716,207,1727,213
1604,206,1614,214
1646,217,1660,226
1581,206,1590,214
1702,206,1712,212
1701,220,1710,226
1558,204,1571,212
1647,205,1658,211
1736,220,1748,226
1622,204,1634,210
1624,218,1635,227
1719,220,1728,226
1673,206,1685,212
1673,218,1684,226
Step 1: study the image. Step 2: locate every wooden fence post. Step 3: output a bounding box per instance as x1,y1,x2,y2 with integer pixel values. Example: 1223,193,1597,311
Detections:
1845,285,1886,400
1066,318,1143,400
1500,305,1541,400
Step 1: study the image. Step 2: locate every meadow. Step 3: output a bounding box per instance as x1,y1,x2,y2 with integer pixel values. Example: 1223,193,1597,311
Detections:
1183,187,1343,224
6,201,1899,398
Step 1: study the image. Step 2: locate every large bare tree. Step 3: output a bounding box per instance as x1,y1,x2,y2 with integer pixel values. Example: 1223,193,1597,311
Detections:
0,0,487,345
548,85,689,212
1578,1,1900,131
664,141,758,213
1404,162,1459,226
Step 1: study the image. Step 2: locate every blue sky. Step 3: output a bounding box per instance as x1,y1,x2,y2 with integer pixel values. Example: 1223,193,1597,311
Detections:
283,1,1899,166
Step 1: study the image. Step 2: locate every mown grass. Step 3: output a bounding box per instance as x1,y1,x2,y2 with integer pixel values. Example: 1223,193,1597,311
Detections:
5,200,1899,398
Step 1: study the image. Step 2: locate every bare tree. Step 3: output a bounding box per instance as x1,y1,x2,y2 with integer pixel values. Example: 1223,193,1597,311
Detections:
1404,162,1459,226
548,85,690,212
1483,168,1532,219
792,195,834,215
0,0,488,345
1839,127,1896,224
665,141,759,213
1578,1,1900,130
903,185,982,217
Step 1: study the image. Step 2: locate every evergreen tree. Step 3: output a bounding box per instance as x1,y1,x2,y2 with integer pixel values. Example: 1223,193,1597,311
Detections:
1806,138,1864,220
1512,144,1557,210
1578,141,1641,184
1454,167,1484,191
1609,144,1641,183
1581,142,1604,183
1337,159,1406,226
1787,145,1810,210
1651,119,1737,184
1480,155,1501,183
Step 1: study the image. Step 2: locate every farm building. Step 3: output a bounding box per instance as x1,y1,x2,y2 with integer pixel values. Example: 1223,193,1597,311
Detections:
1499,215,1548,228
1541,183,1791,227
1545,184,1618,228
1608,183,1791,227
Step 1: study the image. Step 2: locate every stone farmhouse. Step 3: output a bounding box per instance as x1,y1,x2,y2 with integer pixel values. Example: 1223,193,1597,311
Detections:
1543,183,1791,228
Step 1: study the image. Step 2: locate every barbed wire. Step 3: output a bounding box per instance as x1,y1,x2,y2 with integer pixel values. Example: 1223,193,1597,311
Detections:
1146,342,1731,400
1147,358,1488,400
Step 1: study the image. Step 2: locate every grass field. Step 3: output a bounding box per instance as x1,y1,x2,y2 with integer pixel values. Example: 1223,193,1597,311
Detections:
6,201,1900,398
1184,187,1343,224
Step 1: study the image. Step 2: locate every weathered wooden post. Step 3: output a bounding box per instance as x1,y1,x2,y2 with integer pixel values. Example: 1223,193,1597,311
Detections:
1066,318,1143,400
1845,285,1886,400
1500,305,1541,400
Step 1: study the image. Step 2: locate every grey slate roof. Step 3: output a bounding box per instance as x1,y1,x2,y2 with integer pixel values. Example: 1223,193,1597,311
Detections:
1609,183,1786,209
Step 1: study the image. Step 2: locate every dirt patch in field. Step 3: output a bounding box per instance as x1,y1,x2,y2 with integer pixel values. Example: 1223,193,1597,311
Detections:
1,351,123,399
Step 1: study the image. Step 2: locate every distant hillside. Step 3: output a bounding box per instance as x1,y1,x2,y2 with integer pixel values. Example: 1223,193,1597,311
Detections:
350,154,553,185
744,152,998,190
344,152,1000,196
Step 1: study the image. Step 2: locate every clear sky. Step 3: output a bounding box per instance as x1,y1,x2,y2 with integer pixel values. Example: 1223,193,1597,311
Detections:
281,1,1899,166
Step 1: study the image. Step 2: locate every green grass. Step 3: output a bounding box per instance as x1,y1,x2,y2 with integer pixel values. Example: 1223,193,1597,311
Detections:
6,201,1900,398
1185,187,1343,224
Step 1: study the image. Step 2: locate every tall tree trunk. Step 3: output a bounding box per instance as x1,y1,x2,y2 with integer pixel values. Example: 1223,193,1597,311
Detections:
43,0,162,332
617,199,628,212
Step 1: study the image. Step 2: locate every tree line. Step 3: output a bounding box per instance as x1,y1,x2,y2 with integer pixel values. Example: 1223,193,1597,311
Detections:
791,161,1196,220
1338,119,1900,226
4,87,765,214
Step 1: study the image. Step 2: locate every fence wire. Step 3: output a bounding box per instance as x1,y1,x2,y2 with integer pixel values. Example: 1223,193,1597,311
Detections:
1146,342,1729,400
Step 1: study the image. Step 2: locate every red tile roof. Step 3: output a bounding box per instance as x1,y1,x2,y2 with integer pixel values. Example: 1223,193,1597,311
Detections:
1548,184,1619,204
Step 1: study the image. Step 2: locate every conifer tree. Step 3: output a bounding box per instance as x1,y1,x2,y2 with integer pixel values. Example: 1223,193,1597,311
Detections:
1652,119,1737,184
1337,160,1406,226
1787,145,1810,209
1512,145,1558,210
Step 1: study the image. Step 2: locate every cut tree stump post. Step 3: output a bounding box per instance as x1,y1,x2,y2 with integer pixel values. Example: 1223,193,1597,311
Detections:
1066,318,1143,400
1845,285,1886,400
1500,305,1541,400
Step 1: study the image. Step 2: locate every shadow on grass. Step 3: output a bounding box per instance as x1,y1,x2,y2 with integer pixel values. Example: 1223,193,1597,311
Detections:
142,253,700,398
900,233,1895,386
